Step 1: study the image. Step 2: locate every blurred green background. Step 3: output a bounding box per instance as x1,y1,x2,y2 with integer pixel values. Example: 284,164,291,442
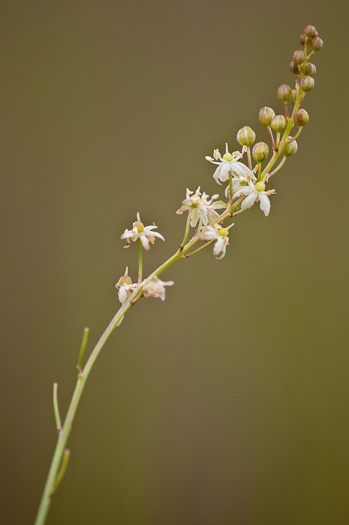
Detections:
1,1,348,524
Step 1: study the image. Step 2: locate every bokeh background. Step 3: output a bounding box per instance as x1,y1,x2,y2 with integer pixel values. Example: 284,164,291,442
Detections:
1,1,348,524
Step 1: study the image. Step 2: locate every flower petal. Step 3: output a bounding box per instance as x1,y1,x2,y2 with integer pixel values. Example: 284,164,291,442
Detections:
258,192,271,217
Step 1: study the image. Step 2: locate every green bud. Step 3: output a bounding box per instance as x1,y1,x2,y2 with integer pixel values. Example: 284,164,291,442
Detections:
289,61,300,74
300,76,315,92
236,126,256,147
293,50,305,64
271,115,287,133
277,84,292,102
289,89,297,106
259,106,275,127
283,139,298,157
294,109,309,127
311,36,323,51
304,62,316,76
304,25,317,37
252,142,269,163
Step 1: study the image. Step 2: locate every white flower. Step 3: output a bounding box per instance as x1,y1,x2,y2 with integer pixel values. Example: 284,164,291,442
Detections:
176,187,225,227
205,144,252,185
200,223,234,260
143,276,174,301
234,180,275,217
115,267,138,303
121,212,165,250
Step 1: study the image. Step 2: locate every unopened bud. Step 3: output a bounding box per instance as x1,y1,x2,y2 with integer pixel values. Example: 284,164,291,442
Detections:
300,76,315,92
252,142,269,163
277,84,292,102
271,115,287,133
294,109,309,127
289,61,300,74
304,62,316,76
293,50,305,65
299,33,310,46
259,107,275,127
304,25,317,37
311,36,323,51
283,139,298,157
289,89,297,106
236,126,256,147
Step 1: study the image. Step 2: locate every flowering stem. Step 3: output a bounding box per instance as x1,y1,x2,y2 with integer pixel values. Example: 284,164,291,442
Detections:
268,127,276,151
180,211,192,249
288,126,303,143
138,239,143,282
184,239,214,258
228,173,233,205
269,156,287,177
247,147,252,171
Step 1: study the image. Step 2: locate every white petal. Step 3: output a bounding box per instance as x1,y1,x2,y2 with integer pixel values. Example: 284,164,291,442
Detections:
258,192,271,217
241,191,258,210
213,166,222,185
231,162,253,178
141,236,150,250
234,186,253,198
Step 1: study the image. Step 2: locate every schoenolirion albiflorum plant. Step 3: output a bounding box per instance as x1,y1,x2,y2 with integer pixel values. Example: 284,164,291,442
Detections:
35,24,324,525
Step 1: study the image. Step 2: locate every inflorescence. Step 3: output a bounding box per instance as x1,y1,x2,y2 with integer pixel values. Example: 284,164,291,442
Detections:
116,25,323,304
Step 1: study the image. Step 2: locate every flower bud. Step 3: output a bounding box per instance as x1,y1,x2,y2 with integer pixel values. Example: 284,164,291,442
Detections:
300,76,315,92
294,109,309,127
304,25,317,37
289,61,300,74
271,115,287,133
259,107,275,127
252,142,269,163
304,62,316,76
311,36,323,51
299,33,310,46
236,126,256,147
293,50,305,65
283,139,298,157
289,89,297,106
277,84,292,102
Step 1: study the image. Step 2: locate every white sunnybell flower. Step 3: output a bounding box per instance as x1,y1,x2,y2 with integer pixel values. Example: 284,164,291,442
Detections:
121,212,165,251
115,267,138,303
176,187,226,227
143,276,174,301
205,144,252,185
234,180,275,217
200,223,234,260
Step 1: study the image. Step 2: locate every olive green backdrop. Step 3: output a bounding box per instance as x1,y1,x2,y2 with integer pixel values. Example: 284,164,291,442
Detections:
1,1,348,524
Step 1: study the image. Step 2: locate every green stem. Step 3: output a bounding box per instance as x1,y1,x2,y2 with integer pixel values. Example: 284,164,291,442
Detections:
269,156,287,177
138,239,143,283
35,175,262,525
180,211,192,249
77,327,89,373
52,383,61,433
184,239,214,258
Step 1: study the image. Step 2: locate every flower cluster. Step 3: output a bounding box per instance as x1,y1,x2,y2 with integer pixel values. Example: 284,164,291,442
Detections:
115,24,323,304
